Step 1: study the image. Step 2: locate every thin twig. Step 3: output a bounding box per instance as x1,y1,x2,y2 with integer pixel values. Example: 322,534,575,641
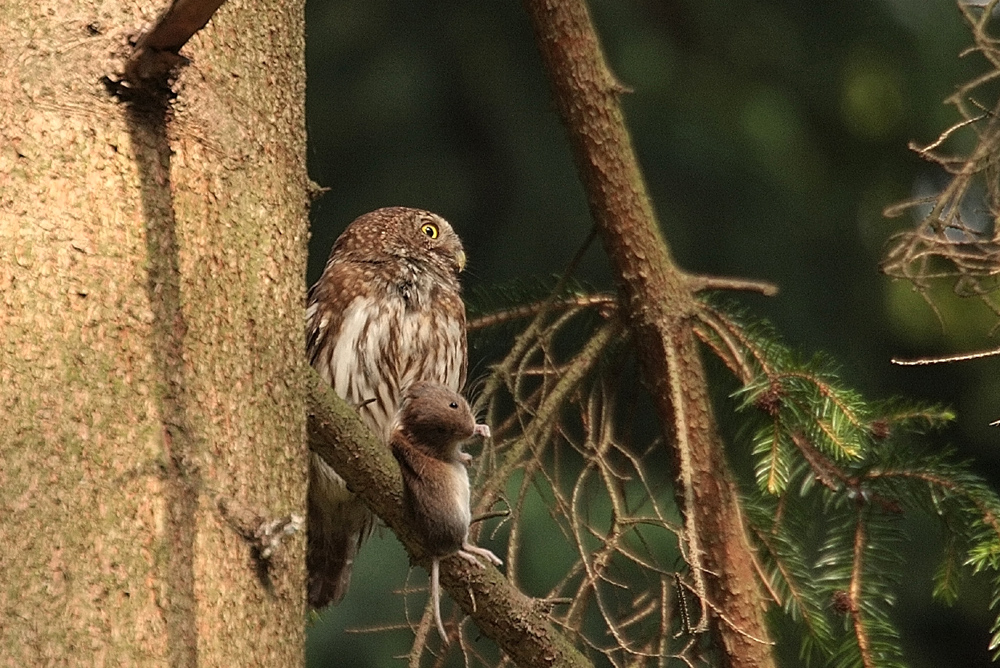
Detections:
892,346,1000,365
687,274,779,297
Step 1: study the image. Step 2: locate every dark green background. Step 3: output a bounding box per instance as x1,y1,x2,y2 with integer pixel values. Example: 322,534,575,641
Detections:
303,1,1000,665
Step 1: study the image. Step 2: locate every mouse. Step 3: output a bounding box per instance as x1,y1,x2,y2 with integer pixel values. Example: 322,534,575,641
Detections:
389,381,502,642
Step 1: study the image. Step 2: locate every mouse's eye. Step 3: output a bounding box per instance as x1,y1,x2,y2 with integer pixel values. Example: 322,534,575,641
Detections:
421,223,439,239
449,401,458,409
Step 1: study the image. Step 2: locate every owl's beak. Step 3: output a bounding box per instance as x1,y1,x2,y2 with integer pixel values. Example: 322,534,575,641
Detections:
454,250,467,273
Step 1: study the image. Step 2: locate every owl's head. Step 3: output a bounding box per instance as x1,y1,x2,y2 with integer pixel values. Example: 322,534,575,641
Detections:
333,207,466,276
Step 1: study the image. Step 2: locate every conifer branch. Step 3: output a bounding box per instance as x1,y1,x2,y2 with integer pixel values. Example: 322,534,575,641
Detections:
747,518,834,657
520,0,777,664
849,513,875,668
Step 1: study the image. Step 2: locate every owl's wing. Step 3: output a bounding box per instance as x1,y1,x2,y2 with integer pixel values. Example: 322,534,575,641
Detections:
306,261,359,370
456,305,468,391
306,261,380,609
449,290,469,391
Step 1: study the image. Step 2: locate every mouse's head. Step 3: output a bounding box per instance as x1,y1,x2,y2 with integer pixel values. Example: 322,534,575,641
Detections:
394,381,476,457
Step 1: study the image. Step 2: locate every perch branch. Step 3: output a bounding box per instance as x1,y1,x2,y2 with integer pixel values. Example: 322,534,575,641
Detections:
306,370,592,668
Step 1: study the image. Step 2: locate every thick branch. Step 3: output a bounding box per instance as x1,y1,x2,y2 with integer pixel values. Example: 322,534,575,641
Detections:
125,0,228,82
521,0,776,665
306,371,592,668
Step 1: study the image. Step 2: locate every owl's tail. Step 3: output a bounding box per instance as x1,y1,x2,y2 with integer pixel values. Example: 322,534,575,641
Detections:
307,453,375,608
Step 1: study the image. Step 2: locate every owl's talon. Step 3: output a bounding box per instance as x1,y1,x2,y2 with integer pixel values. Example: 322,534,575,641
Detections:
217,496,304,562
255,513,305,560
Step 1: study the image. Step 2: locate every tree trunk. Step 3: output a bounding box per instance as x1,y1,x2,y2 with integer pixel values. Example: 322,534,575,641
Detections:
0,1,309,665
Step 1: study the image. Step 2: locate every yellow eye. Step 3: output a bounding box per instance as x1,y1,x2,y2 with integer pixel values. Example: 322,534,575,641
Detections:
421,223,439,239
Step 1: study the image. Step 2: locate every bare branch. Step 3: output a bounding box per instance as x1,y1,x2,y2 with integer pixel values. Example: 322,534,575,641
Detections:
687,274,779,297
468,294,618,332
881,2,1000,337
476,318,624,514
892,346,1000,365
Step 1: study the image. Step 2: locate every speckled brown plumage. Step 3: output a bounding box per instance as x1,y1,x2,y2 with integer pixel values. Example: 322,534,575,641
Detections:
305,207,469,609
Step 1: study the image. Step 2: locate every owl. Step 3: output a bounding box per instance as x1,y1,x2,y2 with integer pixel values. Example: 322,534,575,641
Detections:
305,207,469,608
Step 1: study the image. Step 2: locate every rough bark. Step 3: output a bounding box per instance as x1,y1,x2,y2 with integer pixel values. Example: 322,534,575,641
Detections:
521,1,777,666
0,1,309,665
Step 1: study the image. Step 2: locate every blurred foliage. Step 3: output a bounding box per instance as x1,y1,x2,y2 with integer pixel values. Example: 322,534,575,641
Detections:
305,1,1000,666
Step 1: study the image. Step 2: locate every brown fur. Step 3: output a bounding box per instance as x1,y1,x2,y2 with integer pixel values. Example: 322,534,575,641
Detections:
390,382,501,642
